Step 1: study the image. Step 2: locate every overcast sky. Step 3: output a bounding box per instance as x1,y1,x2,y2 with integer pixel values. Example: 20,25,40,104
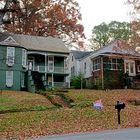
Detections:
77,0,130,39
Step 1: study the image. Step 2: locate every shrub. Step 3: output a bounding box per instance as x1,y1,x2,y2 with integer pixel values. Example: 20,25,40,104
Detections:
70,73,85,89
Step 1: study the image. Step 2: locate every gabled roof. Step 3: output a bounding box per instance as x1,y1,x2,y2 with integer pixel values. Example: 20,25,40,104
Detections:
0,33,69,54
71,50,92,59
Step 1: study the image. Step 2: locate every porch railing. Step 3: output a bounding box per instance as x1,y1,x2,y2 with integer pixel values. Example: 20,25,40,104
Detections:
48,82,68,88
32,66,69,74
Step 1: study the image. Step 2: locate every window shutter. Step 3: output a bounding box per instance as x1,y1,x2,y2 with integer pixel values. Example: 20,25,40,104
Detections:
6,71,13,87
22,49,27,68
6,47,15,66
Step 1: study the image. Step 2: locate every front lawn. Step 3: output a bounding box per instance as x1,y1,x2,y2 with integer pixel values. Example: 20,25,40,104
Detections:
0,90,55,111
0,89,139,139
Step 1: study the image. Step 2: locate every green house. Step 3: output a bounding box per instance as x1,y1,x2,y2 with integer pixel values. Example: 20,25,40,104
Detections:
0,33,70,92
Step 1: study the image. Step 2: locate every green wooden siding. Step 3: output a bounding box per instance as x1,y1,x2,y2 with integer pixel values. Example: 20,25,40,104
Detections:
0,45,27,91
0,70,22,90
0,71,5,90
0,45,26,71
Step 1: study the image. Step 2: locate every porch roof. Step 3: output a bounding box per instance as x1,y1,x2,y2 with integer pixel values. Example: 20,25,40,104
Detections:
0,33,69,54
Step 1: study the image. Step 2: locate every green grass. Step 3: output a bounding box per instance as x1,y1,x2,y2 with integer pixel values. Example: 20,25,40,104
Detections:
0,91,55,112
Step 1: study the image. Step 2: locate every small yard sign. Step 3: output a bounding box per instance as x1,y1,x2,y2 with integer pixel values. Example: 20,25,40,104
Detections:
93,100,103,109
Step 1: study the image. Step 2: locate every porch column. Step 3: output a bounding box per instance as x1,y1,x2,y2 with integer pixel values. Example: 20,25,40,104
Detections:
52,73,54,87
101,57,104,89
45,53,47,80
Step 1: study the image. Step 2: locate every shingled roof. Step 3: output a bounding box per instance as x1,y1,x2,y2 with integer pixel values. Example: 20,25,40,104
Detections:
0,33,69,54
71,50,92,59
90,40,140,58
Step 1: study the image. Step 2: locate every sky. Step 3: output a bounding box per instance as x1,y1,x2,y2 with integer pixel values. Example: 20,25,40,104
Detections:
77,0,130,39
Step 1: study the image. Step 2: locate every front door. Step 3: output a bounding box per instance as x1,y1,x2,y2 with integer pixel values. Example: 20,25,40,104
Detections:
124,60,136,76
28,57,35,71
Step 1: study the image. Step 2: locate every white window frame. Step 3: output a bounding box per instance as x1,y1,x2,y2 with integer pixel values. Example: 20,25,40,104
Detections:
64,58,68,69
6,71,13,87
48,56,54,72
124,60,136,76
22,49,27,68
109,58,119,70
6,47,15,66
28,57,35,71
93,58,100,72
21,73,25,88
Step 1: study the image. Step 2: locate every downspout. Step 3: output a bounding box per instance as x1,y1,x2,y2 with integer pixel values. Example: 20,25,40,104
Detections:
101,57,104,89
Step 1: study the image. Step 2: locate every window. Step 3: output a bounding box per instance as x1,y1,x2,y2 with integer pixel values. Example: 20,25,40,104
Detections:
109,59,120,70
48,56,53,61
6,71,13,87
28,57,34,70
84,62,86,74
125,62,129,72
22,49,27,68
48,56,54,72
21,73,25,88
130,63,134,74
48,63,53,71
71,66,75,75
6,47,15,66
124,60,136,76
64,58,68,69
93,58,100,71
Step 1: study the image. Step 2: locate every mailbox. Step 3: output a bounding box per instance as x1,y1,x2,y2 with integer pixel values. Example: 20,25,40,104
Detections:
115,101,125,110
115,101,126,125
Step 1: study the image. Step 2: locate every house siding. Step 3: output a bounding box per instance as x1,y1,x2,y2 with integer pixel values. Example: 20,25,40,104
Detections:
102,57,124,89
0,34,70,92
0,45,26,71
0,45,27,90
90,56,125,89
103,70,124,89
70,40,140,89
0,70,22,90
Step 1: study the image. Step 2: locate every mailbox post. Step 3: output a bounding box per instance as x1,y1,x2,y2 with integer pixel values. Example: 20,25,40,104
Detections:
115,101,125,125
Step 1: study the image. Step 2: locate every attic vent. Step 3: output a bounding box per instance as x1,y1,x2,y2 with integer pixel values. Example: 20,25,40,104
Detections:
4,36,17,44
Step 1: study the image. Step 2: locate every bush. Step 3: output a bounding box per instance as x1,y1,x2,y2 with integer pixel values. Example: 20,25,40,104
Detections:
70,73,85,89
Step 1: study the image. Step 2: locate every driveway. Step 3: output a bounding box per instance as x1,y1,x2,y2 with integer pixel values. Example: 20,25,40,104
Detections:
28,128,140,140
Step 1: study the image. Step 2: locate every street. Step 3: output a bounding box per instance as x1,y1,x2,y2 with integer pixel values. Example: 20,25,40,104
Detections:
28,128,140,140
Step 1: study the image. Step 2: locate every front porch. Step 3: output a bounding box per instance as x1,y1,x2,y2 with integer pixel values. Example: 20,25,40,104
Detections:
31,65,68,74
91,54,140,89
26,52,70,92
27,52,69,74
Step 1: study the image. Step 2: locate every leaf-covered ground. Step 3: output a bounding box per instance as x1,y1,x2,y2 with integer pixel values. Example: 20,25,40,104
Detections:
0,90,55,111
0,89,140,139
